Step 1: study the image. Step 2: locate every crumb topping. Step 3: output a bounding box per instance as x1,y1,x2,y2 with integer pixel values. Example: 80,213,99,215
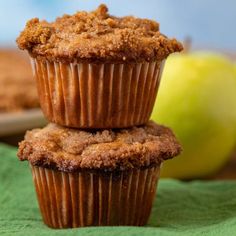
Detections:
17,121,181,171
17,4,183,63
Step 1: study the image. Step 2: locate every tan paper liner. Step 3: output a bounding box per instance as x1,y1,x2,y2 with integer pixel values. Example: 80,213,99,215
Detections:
31,165,160,228
31,59,164,128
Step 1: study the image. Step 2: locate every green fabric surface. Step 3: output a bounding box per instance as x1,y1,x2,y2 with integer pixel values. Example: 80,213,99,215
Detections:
1,143,236,236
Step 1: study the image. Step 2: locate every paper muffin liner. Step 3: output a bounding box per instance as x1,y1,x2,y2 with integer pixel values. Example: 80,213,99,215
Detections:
31,59,165,128
30,165,160,228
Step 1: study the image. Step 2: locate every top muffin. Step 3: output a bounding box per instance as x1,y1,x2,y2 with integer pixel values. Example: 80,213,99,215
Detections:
17,4,183,63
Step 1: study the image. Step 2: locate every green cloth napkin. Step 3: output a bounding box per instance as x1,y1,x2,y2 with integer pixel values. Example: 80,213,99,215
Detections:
1,143,236,236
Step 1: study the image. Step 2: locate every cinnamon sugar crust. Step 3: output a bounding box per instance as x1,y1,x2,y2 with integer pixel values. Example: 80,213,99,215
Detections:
17,121,181,172
16,4,183,63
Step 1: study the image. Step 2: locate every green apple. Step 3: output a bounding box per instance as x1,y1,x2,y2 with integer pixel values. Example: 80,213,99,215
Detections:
152,52,236,179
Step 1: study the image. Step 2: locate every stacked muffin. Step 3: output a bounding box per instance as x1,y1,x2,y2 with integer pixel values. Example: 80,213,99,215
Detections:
16,5,183,228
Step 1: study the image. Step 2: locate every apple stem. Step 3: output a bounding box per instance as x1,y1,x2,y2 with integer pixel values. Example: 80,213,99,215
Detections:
183,37,192,53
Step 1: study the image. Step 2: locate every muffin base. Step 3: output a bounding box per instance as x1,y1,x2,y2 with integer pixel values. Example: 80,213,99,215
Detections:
31,59,164,129
31,165,160,228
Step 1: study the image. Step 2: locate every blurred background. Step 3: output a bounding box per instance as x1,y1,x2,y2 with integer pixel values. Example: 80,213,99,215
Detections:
1,0,236,51
0,0,236,180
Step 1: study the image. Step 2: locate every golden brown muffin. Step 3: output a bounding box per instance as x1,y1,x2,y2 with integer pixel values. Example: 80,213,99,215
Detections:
0,49,39,112
16,5,183,129
18,121,181,228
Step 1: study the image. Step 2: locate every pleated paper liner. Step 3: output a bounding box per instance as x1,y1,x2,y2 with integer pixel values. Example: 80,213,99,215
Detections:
31,164,160,228
31,59,165,129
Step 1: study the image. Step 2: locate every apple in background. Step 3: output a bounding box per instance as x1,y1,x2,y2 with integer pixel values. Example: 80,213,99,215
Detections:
151,52,236,179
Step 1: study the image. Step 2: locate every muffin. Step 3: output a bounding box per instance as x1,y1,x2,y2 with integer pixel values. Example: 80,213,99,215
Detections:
17,121,181,228
16,4,183,129
0,49,39,112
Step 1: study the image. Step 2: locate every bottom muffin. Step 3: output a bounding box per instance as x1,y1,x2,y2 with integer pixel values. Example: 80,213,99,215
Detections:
31,165,160,228
17,121,181,228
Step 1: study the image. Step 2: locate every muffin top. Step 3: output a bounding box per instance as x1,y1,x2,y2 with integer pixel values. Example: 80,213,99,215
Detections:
16,4,183,63
18,121,181,172
0,49,39,112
